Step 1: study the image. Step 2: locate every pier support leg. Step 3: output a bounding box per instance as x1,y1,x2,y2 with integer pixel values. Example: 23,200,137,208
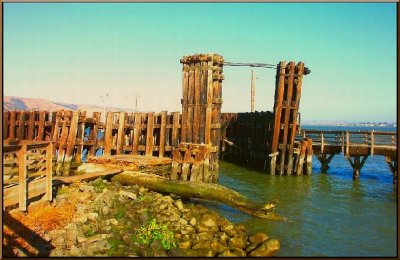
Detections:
385,156,397,185
347,155,368,180
316,154,335,173
305,138,313,175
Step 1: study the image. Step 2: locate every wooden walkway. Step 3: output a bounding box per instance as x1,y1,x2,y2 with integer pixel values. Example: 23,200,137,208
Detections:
297,130,397,182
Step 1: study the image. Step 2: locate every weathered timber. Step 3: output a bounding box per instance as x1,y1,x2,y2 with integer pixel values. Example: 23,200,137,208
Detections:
89,112,101,156
112,171,285,220
53,169,123,185
316,153,335,173
37,111,46,140
56,112,70,175
116,112,126,155
17,111,26,140
3,111,9,140
159,111,167,157
18,145,28,211
347,155,368,180
74,111,86,163
63,111,79,176
9,111,16,140
104,112,113,156
145,112,155,156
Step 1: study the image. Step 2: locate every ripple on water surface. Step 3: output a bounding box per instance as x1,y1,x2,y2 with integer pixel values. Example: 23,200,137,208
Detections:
205,161,397,257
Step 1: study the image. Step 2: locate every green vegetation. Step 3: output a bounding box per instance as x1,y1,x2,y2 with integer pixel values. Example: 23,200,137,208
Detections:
92,178,107,192
134,219,176,250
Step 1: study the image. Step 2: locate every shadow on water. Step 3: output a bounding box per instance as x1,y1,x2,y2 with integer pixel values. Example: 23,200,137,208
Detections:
208,161,397,257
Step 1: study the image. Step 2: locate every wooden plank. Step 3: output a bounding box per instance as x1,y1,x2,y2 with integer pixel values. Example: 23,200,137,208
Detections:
132,113,141,155
181,63,189,143
104,112,113,156
116,112,126,155
17,111,26,140
205,60,214,145
371,131,374,156
37,111,46,140
46,143,53,201
145,112,154,156
65,111,79,162
279,62,295,175
159,111,167,157
74,111,86,162
9,111,16,140
305,138,313,175
199,60,207,144
27,111,36,141
286,62,305,175
52,111,61,143
56,113,70,175
186,68,195,143
53,169,123,185
3,111,9,140
193,66,201,143
171,112,180,148
18,145,27,211
270,61,286,154
90,112,101,156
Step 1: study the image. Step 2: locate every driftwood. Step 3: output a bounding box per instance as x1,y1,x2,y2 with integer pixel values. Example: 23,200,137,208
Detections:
112,171,285,221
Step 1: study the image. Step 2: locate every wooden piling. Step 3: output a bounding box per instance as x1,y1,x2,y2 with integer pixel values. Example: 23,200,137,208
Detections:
316,153,335,173
145,112,154,156
116,112,126,155
17,111,26,140
305,138,313,175
18,145,27,211
9,111,16,140
46,142,53,201
37,111,46,140
159,111,167,157
104,112,113,156
132,113,142,155
64,111,79,175
89,112,101,156
27,111,35,140
3,111,9,140
56,112,70,175
74,111,86,163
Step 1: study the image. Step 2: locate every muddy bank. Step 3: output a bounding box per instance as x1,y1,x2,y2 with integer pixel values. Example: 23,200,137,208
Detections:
4,177,280,257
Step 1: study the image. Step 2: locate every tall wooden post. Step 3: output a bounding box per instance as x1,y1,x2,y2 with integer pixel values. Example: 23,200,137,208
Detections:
178,53,224,182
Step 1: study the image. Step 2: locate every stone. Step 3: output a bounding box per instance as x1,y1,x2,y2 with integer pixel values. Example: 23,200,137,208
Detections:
86,213,98,221
218,248,246,257
196,232,213,241
192,240,211,250
234,224,247,232
73,216,88,224
168,248,199,257
189,217,197,227
178,218,188,226
200,214,217,228
66,229,78,246
118,190,137,200
106,218,118,226
228,233,248,249
174,199,184,211
150,239,167,256
249,233,269,245
77,236,87,243
210,240,227,253
178,240,192,250
249,239,280,257
102,206,110,215
195,248,216,257
68,245,82,256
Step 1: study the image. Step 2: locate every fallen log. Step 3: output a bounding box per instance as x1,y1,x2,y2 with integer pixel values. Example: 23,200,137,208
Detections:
53,169,123,185
112,171,285,221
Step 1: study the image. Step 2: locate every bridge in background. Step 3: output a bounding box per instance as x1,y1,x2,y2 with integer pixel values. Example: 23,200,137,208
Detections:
297,130,397,183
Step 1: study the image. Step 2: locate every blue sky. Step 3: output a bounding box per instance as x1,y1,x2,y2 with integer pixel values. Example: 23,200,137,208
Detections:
4,3,396,122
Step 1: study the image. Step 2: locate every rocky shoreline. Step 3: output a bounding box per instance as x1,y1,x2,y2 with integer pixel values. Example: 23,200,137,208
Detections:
8,177,280,257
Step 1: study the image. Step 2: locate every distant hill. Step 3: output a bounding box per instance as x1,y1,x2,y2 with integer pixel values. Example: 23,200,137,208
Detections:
3,96,134,114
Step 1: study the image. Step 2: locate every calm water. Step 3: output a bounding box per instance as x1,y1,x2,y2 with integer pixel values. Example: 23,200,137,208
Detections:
203,125,397,257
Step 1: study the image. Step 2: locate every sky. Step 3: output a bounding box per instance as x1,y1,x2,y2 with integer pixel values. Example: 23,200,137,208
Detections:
4,3,397,122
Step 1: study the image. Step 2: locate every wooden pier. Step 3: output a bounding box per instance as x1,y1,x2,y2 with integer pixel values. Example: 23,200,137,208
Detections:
298,130,397,182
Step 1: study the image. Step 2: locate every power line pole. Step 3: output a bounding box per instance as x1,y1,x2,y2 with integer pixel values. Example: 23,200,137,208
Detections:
251,70,255,112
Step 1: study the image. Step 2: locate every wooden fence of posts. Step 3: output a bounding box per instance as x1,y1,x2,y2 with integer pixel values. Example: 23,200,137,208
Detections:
3,140,52,211
172,54,224,183
3,110,182,176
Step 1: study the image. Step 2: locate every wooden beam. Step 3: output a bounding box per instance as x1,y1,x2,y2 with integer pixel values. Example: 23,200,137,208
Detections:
104,112,113,156
132,113,141,155
159,111,167,157
116,112,126,155
145,112,154,156
37,111,46,141
46,142,53,201
9,111,16,140
171,112,180,148
3,111,9,140
18,145,27,211
17,111,26,140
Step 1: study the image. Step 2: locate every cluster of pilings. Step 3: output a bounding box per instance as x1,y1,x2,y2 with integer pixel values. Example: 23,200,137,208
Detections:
171,54,224,182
